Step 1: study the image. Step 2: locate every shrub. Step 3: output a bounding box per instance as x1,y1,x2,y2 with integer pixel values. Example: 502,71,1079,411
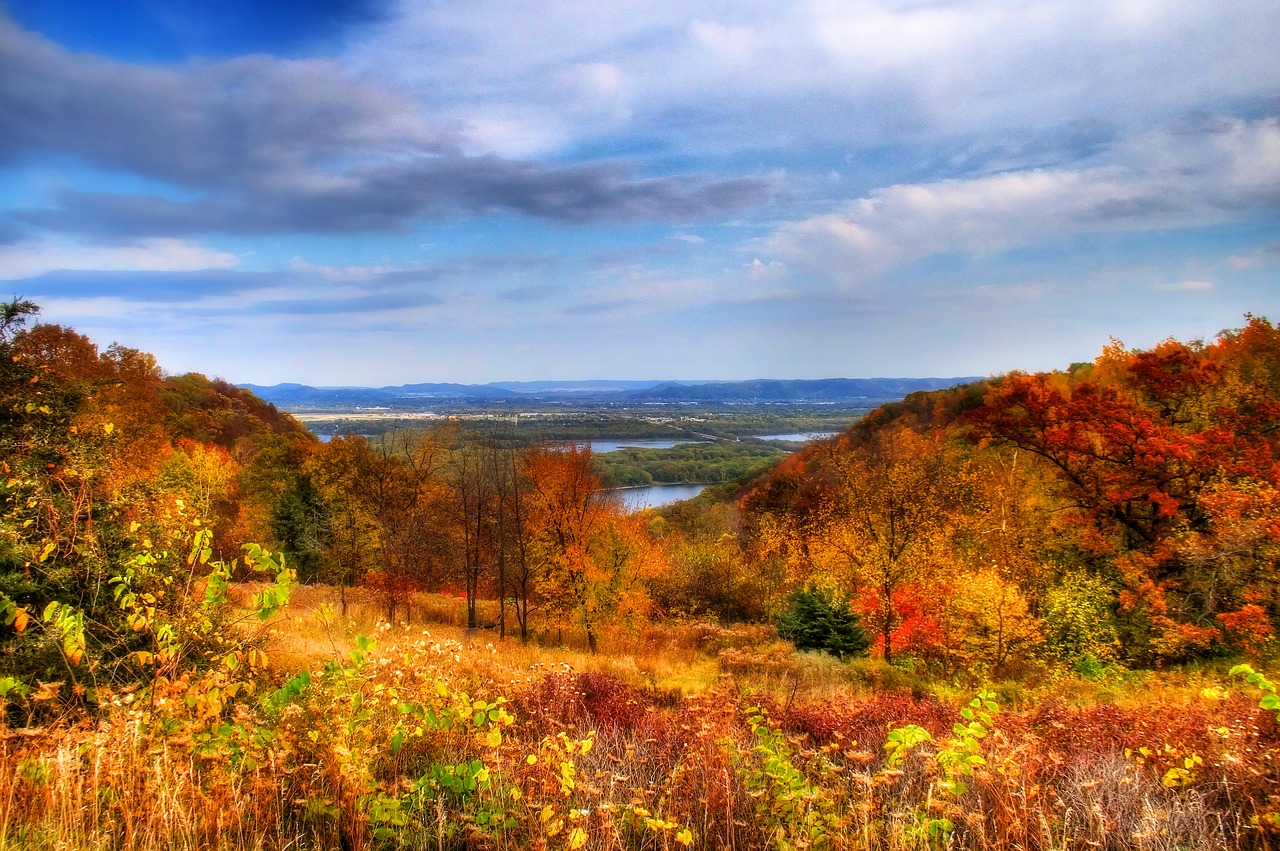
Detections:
775,586,871,659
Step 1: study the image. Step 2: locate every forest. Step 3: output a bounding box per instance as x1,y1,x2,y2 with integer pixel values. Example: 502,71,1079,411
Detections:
3,300,1280,849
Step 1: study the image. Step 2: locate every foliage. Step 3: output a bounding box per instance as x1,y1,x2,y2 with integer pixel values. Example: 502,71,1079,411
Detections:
1040,570,1120,666
775,586,870,659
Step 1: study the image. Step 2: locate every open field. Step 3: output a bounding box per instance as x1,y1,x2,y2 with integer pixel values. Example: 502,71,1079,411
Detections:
4,586,1279,851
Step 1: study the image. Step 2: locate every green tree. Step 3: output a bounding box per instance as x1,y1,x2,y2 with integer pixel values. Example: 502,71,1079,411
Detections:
775,586,870,658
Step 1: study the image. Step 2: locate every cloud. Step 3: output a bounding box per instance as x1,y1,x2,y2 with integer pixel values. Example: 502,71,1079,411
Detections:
0,16,769,237
16,158,770,238
0,238,238,280
14,268,262,302
1152,280,1215,292
346,0,1280,165
761,117,1280,286
1226,241,1280,270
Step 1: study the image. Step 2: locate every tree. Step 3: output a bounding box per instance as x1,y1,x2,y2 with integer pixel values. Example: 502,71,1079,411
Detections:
775,586,870,658
521,445,663,652
814,425,968,665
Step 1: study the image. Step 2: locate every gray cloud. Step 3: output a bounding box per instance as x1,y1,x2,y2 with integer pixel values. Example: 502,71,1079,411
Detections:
0,15,769,236
16,268,265,302
15,161,768,237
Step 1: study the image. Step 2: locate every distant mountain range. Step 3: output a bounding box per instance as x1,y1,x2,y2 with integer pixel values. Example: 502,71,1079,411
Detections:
240,377,983,409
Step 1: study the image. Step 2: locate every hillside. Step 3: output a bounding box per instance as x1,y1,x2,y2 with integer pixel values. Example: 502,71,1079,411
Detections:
737,317,1280,667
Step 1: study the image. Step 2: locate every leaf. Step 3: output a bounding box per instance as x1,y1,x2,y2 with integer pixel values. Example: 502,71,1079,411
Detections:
568,827,588,849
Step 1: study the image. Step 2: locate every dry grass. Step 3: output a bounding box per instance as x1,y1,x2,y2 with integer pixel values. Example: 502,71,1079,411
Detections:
4,588,1280,850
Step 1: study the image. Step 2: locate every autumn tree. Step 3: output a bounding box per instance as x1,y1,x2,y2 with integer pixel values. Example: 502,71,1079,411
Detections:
812,424,970,665
520,444,664,651
968,319,1280,662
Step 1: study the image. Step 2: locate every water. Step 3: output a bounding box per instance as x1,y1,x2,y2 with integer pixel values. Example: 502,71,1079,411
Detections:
612,483,709,511
581,439,703,453
753,432,838,442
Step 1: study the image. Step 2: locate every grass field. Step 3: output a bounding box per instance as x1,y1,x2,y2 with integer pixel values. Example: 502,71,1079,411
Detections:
3,586,1278,850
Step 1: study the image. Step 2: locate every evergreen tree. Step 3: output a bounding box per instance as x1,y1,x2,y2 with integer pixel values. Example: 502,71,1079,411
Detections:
775,586,870,658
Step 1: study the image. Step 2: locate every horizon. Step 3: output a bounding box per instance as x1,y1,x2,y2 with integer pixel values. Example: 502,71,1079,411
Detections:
239,375,986,390
1,1,1276,385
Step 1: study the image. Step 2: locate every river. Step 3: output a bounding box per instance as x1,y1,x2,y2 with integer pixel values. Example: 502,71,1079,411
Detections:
611,482,709,511
752,432,838,442
581,439,703,453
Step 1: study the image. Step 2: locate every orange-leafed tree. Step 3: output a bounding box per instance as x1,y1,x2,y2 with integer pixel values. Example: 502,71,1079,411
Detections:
968,319,1280,662
522,444,663,652
813,424,970,665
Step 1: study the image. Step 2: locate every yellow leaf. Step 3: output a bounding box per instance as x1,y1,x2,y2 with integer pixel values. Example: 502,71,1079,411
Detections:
527,754,538,765
540,805,554,823
103,422,114,435
568,827,588,849
676,829,694,846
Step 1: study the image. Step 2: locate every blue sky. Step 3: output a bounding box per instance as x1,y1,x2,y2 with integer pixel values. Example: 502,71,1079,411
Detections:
0,0,1277,385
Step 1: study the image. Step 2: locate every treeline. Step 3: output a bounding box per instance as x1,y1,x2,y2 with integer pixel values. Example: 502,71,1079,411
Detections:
295,432,660,650
0,301,315,697
0,301,674,709
4,299,1280,716
739,315,1280,672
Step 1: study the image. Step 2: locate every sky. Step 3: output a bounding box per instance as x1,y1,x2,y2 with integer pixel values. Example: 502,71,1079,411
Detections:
0,0,1277,386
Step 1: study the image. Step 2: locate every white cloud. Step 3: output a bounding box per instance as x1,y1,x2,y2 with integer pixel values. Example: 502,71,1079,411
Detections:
760,117,1280,287
342,0,1280,160
0,238,239,280
287,258,399,280
1152,280,1214,292
672,233,706,244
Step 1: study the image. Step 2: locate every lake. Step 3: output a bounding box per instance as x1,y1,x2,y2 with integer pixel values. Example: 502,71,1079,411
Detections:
611,483,709,511
753,432,839,442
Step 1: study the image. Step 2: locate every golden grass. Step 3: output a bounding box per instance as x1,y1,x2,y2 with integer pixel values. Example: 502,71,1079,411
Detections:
4,584,1276,850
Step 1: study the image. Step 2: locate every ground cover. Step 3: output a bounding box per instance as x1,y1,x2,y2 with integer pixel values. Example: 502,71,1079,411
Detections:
3,586,1278,851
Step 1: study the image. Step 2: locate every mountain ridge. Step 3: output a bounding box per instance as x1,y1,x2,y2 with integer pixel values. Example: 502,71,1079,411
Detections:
240,377,984,408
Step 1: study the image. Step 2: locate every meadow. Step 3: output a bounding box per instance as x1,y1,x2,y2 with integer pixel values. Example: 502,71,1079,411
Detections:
3,585,1278,851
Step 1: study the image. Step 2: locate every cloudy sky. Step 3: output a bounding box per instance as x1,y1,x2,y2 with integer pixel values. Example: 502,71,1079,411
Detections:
1,0,1277,385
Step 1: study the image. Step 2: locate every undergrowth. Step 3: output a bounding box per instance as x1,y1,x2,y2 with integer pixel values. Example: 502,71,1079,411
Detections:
3,586,1280,849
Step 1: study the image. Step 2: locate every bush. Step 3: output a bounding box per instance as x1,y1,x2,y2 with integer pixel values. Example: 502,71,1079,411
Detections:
775,587,870,659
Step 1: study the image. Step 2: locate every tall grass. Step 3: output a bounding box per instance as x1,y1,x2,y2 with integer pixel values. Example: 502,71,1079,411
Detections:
3,589,1278,849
